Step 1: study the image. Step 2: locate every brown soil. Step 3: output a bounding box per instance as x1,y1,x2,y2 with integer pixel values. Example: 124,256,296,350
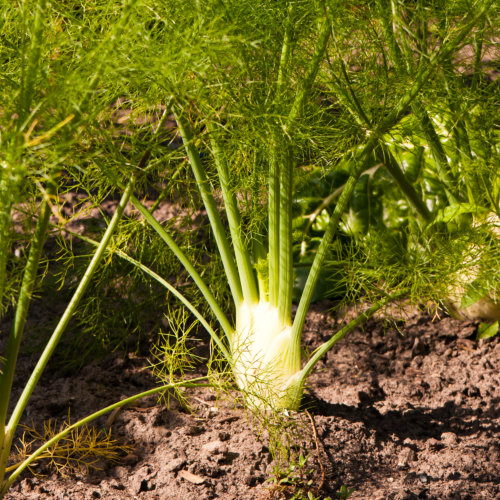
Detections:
3,303,499,500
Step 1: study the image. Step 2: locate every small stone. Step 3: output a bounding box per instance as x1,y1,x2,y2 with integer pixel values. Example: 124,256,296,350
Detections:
207,406,218,417
92,491,101,499
419,473,428,483
201,440,228,457
440,432,458,446
178,470,206,485
397,447,415,468
218,431,230,441
165,457,186,473
184,424,205,436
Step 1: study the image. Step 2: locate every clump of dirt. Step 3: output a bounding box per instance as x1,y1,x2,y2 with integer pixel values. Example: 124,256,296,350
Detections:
4,304,500,500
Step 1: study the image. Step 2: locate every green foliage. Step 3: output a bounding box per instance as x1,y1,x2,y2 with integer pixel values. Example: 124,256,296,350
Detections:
0,0,497,495
12,417,131,477
476,321,499,340
150,308,204,409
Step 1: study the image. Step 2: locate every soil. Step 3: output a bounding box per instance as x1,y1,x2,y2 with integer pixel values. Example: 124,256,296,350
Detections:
3,302,499,500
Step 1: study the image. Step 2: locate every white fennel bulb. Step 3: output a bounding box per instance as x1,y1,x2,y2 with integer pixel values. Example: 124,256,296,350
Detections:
232,300,302,409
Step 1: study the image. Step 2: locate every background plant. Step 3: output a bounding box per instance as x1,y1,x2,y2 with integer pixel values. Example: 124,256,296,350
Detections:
293,0,499,321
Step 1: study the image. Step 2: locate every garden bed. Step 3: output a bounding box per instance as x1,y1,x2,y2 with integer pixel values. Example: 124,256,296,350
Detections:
4,304,499,500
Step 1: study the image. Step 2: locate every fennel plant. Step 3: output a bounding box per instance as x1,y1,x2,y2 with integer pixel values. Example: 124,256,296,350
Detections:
104,0,495,409
314,0,500,321
0,0,495,496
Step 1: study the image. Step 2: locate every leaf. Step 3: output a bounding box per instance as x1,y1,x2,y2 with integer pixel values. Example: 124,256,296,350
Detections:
312,209,330,232
432,203,488,225
460,279,489,309
476,322,499,340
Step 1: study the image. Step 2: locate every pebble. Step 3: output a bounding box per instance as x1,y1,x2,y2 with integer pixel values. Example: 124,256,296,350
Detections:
201,440,228,456
440,431,458,446
397,447,415,468
165,457,187,473
184,424,206,436
218,431,230,441
207,406,218,418
178,469,206,485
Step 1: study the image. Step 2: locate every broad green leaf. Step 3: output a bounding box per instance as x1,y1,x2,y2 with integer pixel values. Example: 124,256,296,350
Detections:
460,279,490,309
476,322,499,340
433,203,488,224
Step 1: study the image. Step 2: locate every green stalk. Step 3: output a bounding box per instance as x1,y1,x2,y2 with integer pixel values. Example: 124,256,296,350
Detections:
412,101,460,205
278,150,293,325
16,0,45,130
208,126,258,305
377,145,431,221
1,377,211,496
0,180,135,482
268,140,280,308
174,110,243,306
64,229,232,362
0,199,51,477
298,289,408,382
276,3,294,97
0,202,11,319
129,195,233,341
268,3,295,310
292,158,368,344
285,12,332,128
276,11,333,322
471,19,485,92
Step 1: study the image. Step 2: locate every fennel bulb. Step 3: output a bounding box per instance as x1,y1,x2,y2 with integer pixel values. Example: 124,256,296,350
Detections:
232,300,302,409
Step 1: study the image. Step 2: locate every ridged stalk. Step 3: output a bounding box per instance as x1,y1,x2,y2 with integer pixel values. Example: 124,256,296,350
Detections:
174,111,243,306
0,199,51,481
0,201,11,319
209,126,258,305
129,195,233,341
